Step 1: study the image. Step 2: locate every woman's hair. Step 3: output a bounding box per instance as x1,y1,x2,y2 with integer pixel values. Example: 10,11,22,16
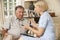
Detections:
34,1,48,11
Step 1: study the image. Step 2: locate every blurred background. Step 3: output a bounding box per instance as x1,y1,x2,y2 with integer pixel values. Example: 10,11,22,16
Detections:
0,0,60,40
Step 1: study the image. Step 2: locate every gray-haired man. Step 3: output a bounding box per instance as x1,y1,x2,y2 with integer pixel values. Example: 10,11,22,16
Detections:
2,5,29,40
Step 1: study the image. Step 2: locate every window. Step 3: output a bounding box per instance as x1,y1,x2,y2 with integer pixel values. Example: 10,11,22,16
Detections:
3,0,16,18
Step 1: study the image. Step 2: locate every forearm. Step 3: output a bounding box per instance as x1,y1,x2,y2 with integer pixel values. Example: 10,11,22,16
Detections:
24,24,44,37
29,27,40,37
30,27,38,34
29,26,44,37
31,25,38,30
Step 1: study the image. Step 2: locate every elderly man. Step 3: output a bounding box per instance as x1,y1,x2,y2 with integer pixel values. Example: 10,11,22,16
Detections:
2,5,29,40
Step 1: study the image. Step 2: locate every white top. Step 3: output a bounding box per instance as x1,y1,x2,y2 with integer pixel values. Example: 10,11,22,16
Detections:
38,11,55,40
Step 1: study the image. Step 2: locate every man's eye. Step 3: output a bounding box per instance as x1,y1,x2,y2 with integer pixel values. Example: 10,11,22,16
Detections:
19,11,24,13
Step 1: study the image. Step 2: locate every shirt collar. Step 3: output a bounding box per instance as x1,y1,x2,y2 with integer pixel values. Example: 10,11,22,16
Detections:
14,15,24,21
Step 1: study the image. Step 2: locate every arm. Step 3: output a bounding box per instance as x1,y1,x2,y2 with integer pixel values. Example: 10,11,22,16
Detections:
24,15,48,37
2,17,11,36
24,25,45,37
29,26,45,37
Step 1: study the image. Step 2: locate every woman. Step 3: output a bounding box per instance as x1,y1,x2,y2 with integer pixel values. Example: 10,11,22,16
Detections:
19,1,55,40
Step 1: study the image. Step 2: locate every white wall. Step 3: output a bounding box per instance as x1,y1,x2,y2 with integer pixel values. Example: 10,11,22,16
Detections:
16,0,25,7
45,0,60,16
0,0,4,26
0,0,2,26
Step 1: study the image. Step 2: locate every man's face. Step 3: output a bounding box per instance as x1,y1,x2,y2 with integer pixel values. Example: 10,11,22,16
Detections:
15,8,24,20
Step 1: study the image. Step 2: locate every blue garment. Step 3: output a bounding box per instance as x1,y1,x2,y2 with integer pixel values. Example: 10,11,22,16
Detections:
21,11,55,40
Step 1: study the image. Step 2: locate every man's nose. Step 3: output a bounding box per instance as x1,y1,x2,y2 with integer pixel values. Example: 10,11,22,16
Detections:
20,13,23,15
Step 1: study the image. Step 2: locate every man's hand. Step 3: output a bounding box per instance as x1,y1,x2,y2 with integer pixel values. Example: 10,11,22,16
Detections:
2,28,8,36
23,25,30,30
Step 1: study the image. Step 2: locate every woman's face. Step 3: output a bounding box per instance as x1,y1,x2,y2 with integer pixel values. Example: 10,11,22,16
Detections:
34,6,43,14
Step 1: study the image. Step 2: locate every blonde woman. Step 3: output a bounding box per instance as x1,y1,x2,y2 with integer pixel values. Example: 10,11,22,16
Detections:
20,1,55,40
